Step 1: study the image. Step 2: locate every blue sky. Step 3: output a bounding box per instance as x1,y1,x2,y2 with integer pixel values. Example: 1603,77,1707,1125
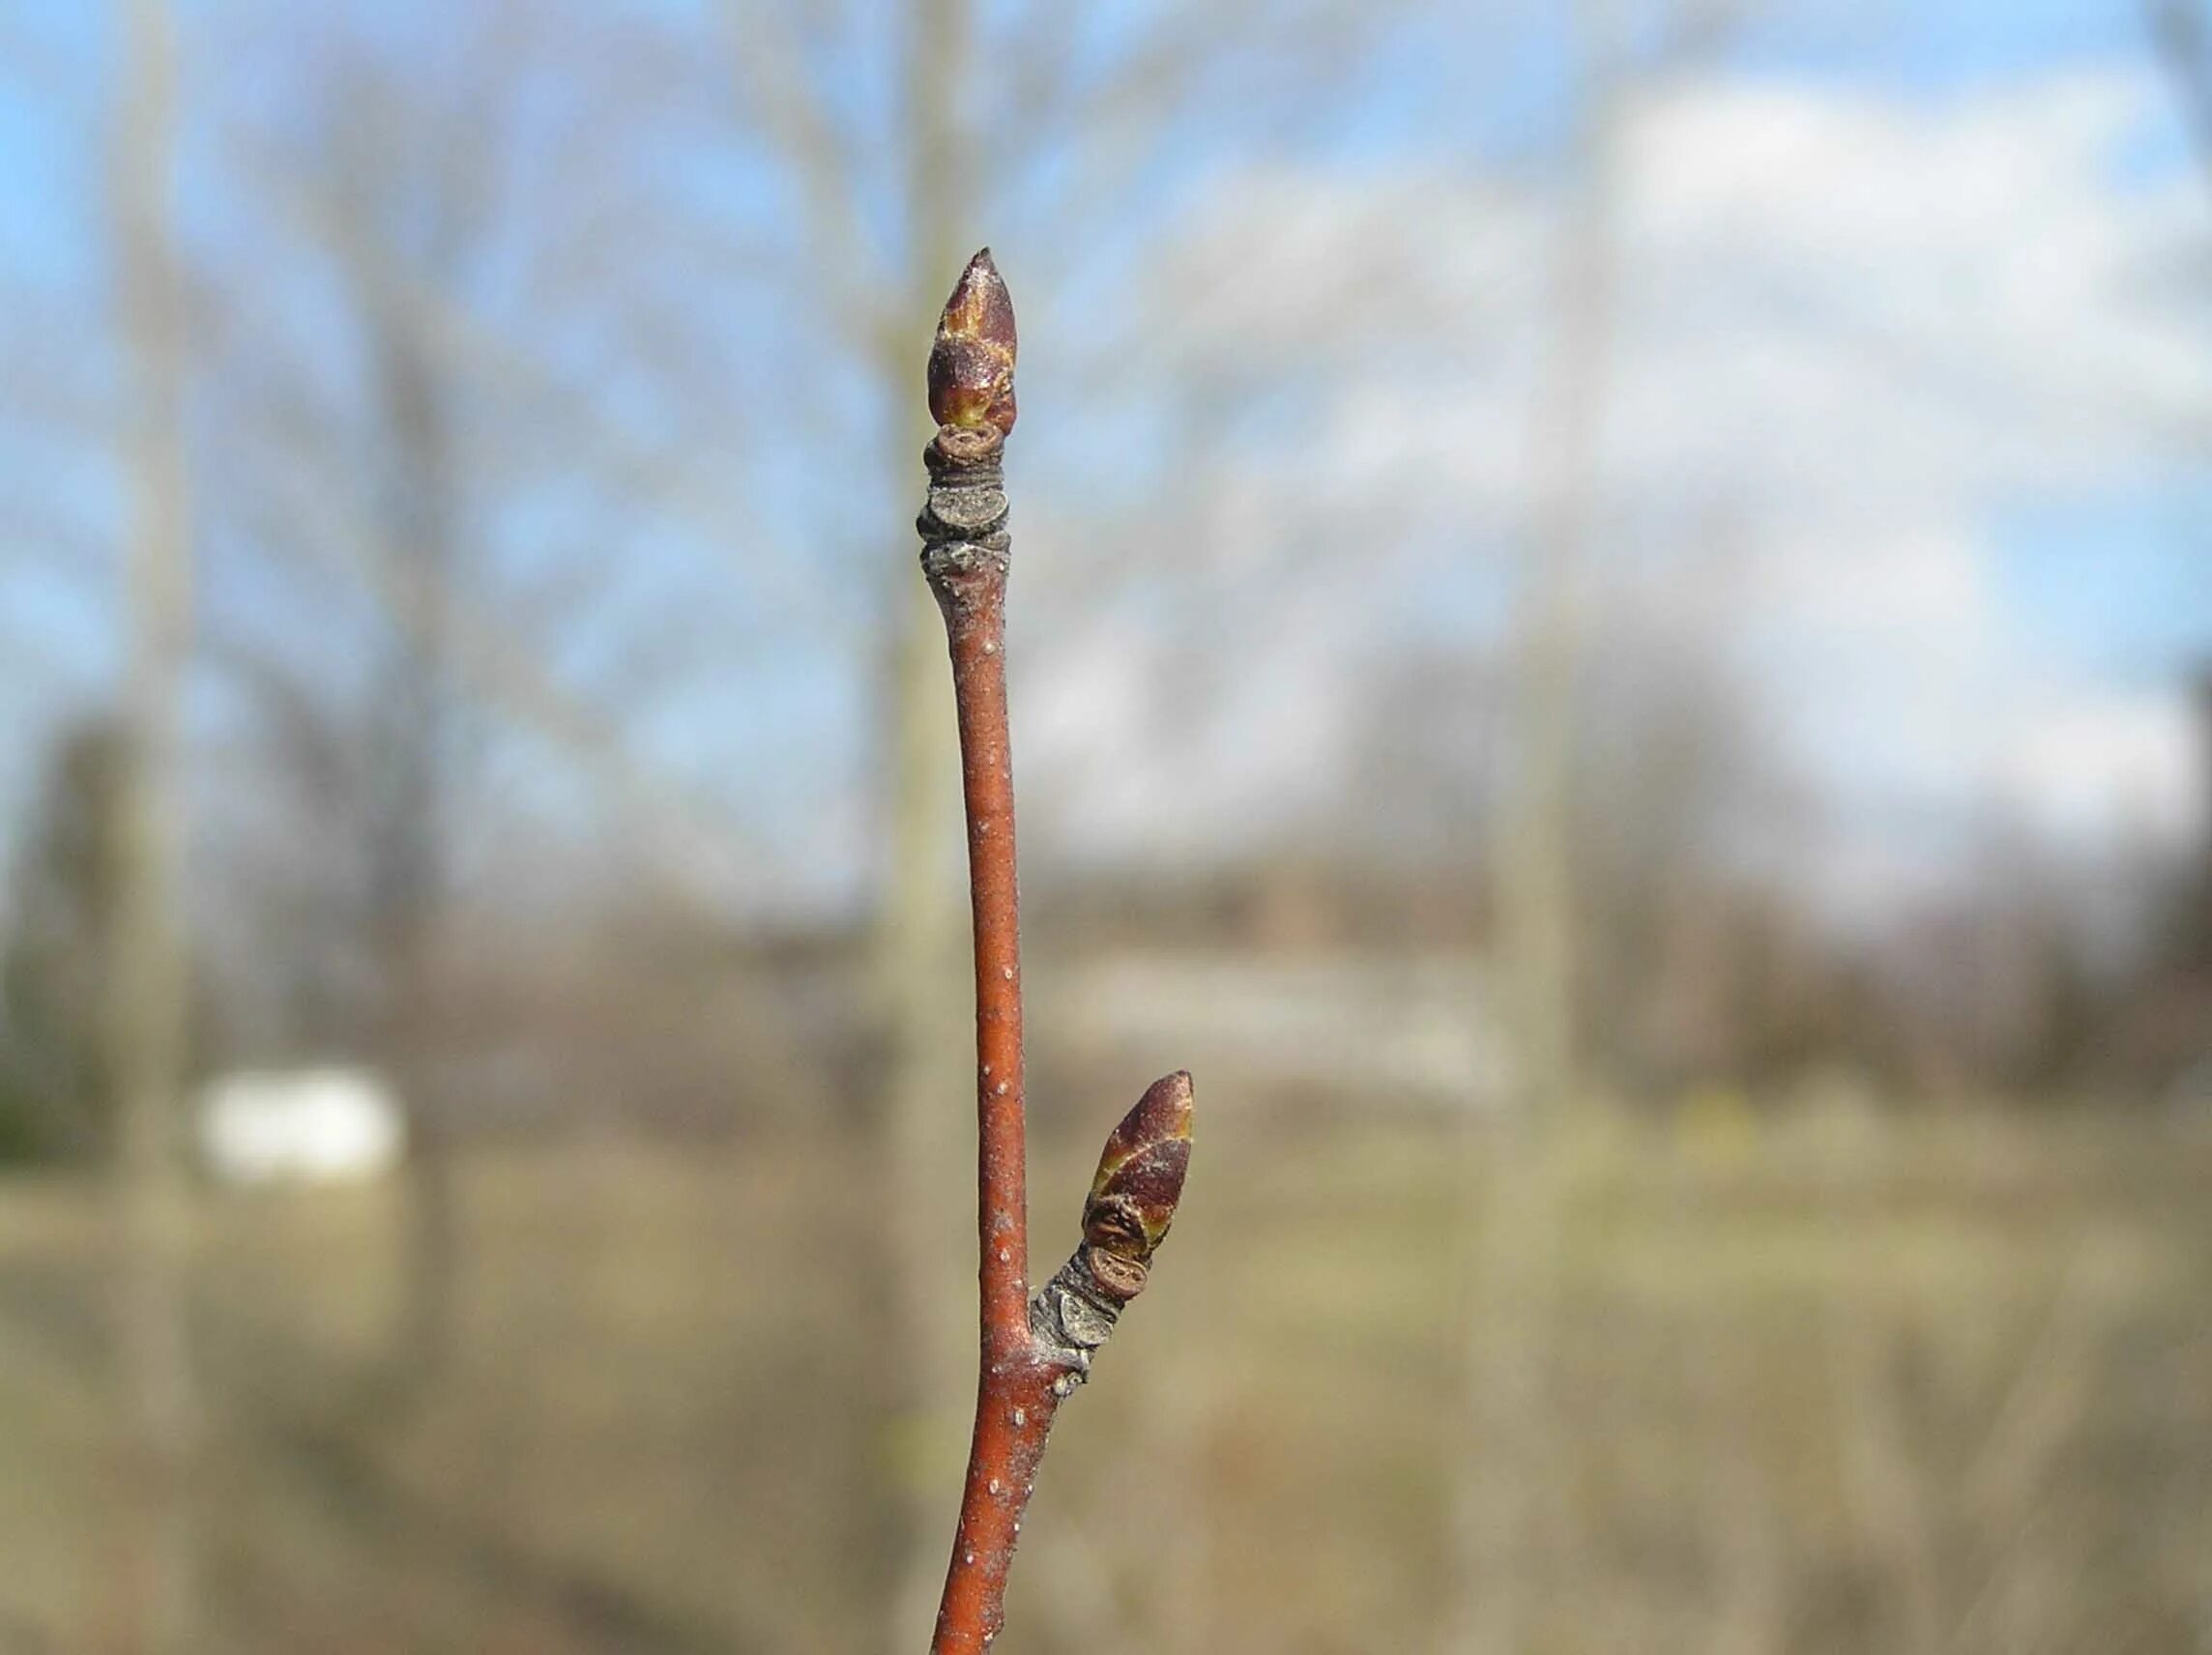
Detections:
0,0,2205,908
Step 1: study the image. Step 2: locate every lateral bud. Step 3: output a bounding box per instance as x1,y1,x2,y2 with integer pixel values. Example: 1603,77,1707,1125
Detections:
1028,1071,1194,1388
1079,1069,1194,1303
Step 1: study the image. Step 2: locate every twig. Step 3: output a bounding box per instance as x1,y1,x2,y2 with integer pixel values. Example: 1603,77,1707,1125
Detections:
916,248,1195,1654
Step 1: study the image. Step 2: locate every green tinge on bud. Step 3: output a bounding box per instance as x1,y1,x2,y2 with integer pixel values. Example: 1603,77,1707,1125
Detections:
1081,1071,1193,1264
928,247,1018,436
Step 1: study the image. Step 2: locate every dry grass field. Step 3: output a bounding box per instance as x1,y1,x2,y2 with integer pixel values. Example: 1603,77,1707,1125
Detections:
0,1100,2205,1654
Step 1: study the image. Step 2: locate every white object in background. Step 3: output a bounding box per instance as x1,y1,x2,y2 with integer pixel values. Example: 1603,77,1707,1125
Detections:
197,1066,407,1186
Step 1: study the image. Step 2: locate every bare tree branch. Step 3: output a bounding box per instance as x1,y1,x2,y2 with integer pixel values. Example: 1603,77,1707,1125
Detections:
234,449,762,897
2145,0,2212,189
717,0,893,336
230,142,861,650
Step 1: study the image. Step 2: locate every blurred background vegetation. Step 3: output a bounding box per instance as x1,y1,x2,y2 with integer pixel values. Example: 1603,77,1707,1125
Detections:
1,1,2209,1651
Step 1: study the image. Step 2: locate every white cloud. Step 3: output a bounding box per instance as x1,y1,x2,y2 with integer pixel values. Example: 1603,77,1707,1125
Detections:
2001,691,2204,849
1612,71,2209,502
1022,63,2212,897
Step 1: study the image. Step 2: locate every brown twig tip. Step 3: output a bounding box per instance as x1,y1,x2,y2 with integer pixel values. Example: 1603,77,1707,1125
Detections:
927,247,1018,437
1081,1070,1195,1277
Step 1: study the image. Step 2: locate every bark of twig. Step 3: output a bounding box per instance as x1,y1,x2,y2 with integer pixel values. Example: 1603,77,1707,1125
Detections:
916,249,1195,1655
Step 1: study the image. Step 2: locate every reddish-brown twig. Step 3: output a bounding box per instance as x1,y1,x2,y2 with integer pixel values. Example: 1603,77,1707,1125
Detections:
917,249,1194,1654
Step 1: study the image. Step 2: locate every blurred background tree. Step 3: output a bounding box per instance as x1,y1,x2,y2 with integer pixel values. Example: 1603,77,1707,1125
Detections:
0,718,128,1162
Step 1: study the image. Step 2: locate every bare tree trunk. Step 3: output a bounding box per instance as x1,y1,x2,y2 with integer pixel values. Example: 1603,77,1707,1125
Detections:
362,308,464,1426
1449,6,1619,1649
1501,0,1619,1135
1829,1249,1944,1655
878,558,974,1648
1445,1134,1568,1655
1694,1284,1786,1655
872,6,987,1644
103,2,198,1648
